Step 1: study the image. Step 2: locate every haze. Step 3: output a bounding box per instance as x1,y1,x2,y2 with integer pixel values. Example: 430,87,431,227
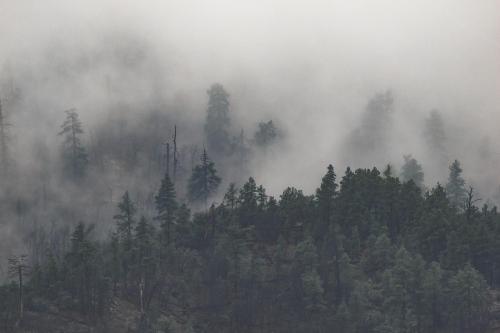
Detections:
0,0,499,261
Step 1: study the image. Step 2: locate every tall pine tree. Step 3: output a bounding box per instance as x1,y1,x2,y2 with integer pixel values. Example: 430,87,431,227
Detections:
400,154,424,188
446,159,466,208
205,83,231,156
187,149,221,207
58,109,88,180
155,172,177,247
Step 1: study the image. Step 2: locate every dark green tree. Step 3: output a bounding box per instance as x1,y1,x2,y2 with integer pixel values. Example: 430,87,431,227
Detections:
205,83,231,155
316,165,338,233
113,191,137,244
447,264,491,333
224,183,238,210
446,159,466,208
155,172,177,247
113,191,137,289
187,149,221,207
400,154,424,188
424,110,447,166
254,120,279,148
58,109,88,179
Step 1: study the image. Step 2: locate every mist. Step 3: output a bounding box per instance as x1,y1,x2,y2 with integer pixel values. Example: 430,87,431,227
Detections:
0,0,499,274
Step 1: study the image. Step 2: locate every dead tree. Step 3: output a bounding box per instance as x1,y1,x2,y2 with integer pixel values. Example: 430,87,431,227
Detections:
162,141,170,177
173,125,178,182
8,255,28,327
464,186,481,221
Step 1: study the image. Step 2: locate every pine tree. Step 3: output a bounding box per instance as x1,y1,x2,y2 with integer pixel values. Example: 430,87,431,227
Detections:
416,184,452,261
133,216,156,313
240,178,258,206
254,120,279,148
113,191,137,288
422,262,445,332
316,164,338,222
315,164,338,241
8,255,28,326
175,204,191,246
257,185,267,209
134,216,156,265
346,91,394,166
114,191,137,244
224,183,238,210
187,149,221,207
58,109,88,179
447,264,491,333
155,172,177,247
446,159,466,208
65,222,100,315
424,110,447,165
400,154,424,188
238,177,258,227
205,83,231,155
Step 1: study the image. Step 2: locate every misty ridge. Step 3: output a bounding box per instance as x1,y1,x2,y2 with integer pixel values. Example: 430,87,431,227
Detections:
0,1,499,332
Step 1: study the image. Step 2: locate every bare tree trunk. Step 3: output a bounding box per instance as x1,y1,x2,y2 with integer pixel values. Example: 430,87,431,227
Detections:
166,142,170,177
173,125,178,182
18,265,23,324
139,276,145,314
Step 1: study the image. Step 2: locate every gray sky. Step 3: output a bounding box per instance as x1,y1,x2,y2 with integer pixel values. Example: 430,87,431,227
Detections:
1,0,499,194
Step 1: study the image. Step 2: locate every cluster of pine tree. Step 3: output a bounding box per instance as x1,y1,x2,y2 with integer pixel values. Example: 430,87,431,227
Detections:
1,156,498,333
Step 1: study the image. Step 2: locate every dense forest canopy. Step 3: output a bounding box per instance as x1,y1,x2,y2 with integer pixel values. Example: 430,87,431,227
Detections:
1,0,499,332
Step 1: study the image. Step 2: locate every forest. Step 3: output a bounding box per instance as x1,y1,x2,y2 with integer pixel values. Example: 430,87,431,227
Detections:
1,0,499,332
0,82,499,332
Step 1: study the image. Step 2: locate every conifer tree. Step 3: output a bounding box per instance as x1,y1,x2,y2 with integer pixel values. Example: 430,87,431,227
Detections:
133,216,156,311
315,164,338,241
187,149,221,207
446,159,466,208
8,255,28,326
134,216,155,264
239,177,258,210
400,154,424,188
447,264,491,332
114,191,137,244
155,172,177,246
254,120,279,148
205,83,231,155
66,222,100,315
113,191,137,288
238,177,258,227
224,183,238,210
316,164,338,222
58,109,88,179
424,110,447,165
257,185,267,209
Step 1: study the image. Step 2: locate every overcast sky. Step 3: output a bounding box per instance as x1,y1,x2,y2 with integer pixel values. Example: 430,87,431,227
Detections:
1,0,499,194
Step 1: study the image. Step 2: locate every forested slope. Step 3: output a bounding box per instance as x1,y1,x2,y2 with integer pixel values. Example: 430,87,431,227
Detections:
2,161,499,333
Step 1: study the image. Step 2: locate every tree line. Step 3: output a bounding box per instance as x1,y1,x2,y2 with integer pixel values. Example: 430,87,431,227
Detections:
1,155,497,333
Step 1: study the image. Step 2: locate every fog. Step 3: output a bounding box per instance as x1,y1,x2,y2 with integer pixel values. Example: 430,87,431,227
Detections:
0,0,499,273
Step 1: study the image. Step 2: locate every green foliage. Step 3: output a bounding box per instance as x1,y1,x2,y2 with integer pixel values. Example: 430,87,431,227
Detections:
254,120,279,147
400,154,424,188
155,172,177,247
205,83,231,155
447,264,491,332
58,109,88,179
5,162,500,332
446,159,467,208
187,149,221,206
